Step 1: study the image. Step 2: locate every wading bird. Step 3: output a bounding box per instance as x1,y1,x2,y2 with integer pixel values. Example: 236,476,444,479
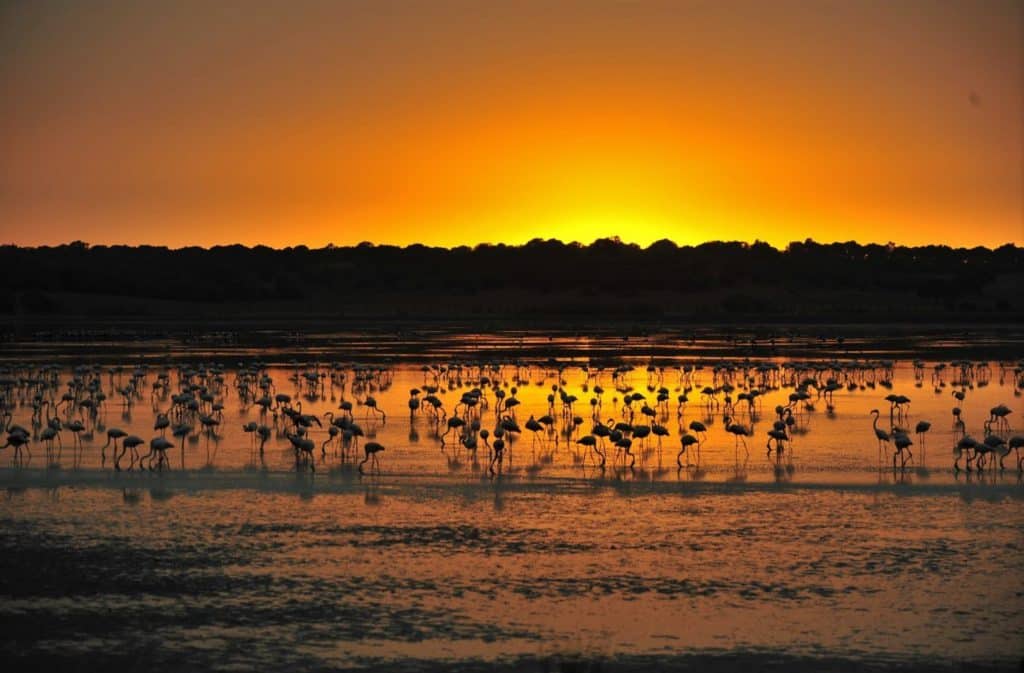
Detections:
359,442,385,474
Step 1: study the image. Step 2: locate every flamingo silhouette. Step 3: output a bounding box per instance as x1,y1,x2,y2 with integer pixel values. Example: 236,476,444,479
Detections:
101,427,127,466
1007,435,1024,472
364,396,386,422
489,438,506,476
914,420,931,464
869,409,890,464
723,415,750,458
678,433,699,468
117,435,145,471
953,435,978,472
148,436,174,470
892,430,913,469
1,429,31,463
287,433,316,472
359,442,385,474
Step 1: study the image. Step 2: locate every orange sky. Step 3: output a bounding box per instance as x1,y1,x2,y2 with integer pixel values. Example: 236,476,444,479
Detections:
1,0,1021,249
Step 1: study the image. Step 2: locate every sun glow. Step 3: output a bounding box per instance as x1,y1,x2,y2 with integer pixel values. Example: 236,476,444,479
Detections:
0,1,1020,249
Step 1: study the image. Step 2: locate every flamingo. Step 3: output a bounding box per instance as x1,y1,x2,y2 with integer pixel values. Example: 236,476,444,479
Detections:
1,429,31,463
953,435,978,472
914,420,931,464
322,424,340,457
632,424,652,450
168,421,193,469
1007,435,1024,472
59,419,86,461
723,415,750,457
870,409,890,463
538,414,556,442
287,433,316,472
101,427,127,466
892,430,913,469
199,414,220,442
576,435,603,467
678,433,699,467
359,442,385,474
154,413,170,436
40,425,61,462
592,421,612,451
988,404,1012,433
525,415,543,447
499,415,521,436
242,421,258,450
489,438,506,476
688,420,707,443
766,423,788,457
951,407,966,436
364,396,386,422
115,435,145,470
676,393,688,417
973,436,996,472
651,423,670,449
981,434,1007,471
504,397,521,417
147,436,174,470
615,436,635,468
441,416,465,446
256,425,272,458
478,428,491,458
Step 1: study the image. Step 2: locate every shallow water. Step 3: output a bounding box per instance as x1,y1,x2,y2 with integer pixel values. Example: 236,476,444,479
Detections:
1,344,1023,671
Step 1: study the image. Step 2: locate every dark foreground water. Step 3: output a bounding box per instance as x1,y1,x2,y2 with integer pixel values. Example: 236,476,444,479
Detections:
2,475,1022,672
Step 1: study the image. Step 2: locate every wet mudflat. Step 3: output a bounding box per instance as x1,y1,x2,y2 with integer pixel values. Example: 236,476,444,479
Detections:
2,481,1021,672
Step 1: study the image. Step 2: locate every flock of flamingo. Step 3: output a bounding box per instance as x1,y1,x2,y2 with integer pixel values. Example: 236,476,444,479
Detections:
1,358,1022,480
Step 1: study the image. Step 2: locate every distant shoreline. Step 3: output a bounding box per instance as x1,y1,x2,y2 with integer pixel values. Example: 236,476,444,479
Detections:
2,240,1021,326
2,321,1021,364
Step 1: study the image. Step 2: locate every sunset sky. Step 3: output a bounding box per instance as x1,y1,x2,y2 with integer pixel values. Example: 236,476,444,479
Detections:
1,0,1021,249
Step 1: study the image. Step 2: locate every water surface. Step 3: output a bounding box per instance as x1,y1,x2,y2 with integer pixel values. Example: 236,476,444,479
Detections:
1,335,1022,671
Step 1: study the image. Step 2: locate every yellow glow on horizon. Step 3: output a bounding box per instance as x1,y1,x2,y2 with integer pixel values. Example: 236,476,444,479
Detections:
0,2,1020,249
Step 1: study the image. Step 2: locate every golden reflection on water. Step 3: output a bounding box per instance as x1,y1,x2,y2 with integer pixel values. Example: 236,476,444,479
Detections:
0,359,1019,480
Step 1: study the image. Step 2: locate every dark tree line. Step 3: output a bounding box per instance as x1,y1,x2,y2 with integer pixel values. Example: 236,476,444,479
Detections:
1,238,1021,321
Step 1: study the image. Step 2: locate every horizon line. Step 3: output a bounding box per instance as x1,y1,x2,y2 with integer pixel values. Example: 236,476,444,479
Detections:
2,237,1022,254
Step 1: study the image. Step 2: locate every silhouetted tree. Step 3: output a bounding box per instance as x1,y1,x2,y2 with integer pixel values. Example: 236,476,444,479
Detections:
0,239,1019,321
